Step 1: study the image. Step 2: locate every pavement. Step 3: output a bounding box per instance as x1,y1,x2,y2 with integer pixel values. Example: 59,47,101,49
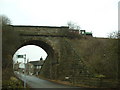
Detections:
14,71,78,88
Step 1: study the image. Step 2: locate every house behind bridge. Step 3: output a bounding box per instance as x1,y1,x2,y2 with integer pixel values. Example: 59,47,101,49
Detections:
26,57,44,75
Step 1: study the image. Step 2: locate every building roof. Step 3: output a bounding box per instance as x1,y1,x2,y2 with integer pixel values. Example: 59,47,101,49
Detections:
29,60,44,66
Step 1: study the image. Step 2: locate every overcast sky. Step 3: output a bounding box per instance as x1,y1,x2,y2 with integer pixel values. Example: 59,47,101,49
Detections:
13,45,47,63
1,0,119,64
1,0,119,37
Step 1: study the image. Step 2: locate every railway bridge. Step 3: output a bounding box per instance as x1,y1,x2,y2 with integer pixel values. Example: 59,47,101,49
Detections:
2,25,85,80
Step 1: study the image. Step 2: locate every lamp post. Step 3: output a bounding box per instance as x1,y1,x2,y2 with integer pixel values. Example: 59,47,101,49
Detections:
27,58,29,75
23,54,26,88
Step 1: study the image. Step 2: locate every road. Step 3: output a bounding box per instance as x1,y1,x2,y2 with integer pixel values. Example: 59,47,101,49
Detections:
14,71,77,88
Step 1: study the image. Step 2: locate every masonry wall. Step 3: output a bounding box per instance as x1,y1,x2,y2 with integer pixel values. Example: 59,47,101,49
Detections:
2,25,119,88
13,25,69,36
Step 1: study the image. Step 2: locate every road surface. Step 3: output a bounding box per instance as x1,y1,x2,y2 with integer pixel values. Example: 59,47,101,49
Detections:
14,71,77,88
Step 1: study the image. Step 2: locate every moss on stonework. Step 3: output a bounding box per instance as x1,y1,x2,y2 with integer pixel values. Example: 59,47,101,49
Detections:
2,77,25,89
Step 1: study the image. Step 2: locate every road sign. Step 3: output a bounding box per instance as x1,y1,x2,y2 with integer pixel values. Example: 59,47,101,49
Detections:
17,55,24,58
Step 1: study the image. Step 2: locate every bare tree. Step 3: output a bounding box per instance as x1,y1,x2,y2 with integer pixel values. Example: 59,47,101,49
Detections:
108,31,119,39
0,15,11,26
67,21,81,30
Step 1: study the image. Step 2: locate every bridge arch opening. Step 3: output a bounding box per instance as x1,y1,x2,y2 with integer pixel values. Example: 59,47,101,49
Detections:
13,40,58,78
13,45,47,73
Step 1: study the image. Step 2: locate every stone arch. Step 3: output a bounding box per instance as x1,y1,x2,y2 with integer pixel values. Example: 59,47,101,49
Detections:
12,39,59,79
